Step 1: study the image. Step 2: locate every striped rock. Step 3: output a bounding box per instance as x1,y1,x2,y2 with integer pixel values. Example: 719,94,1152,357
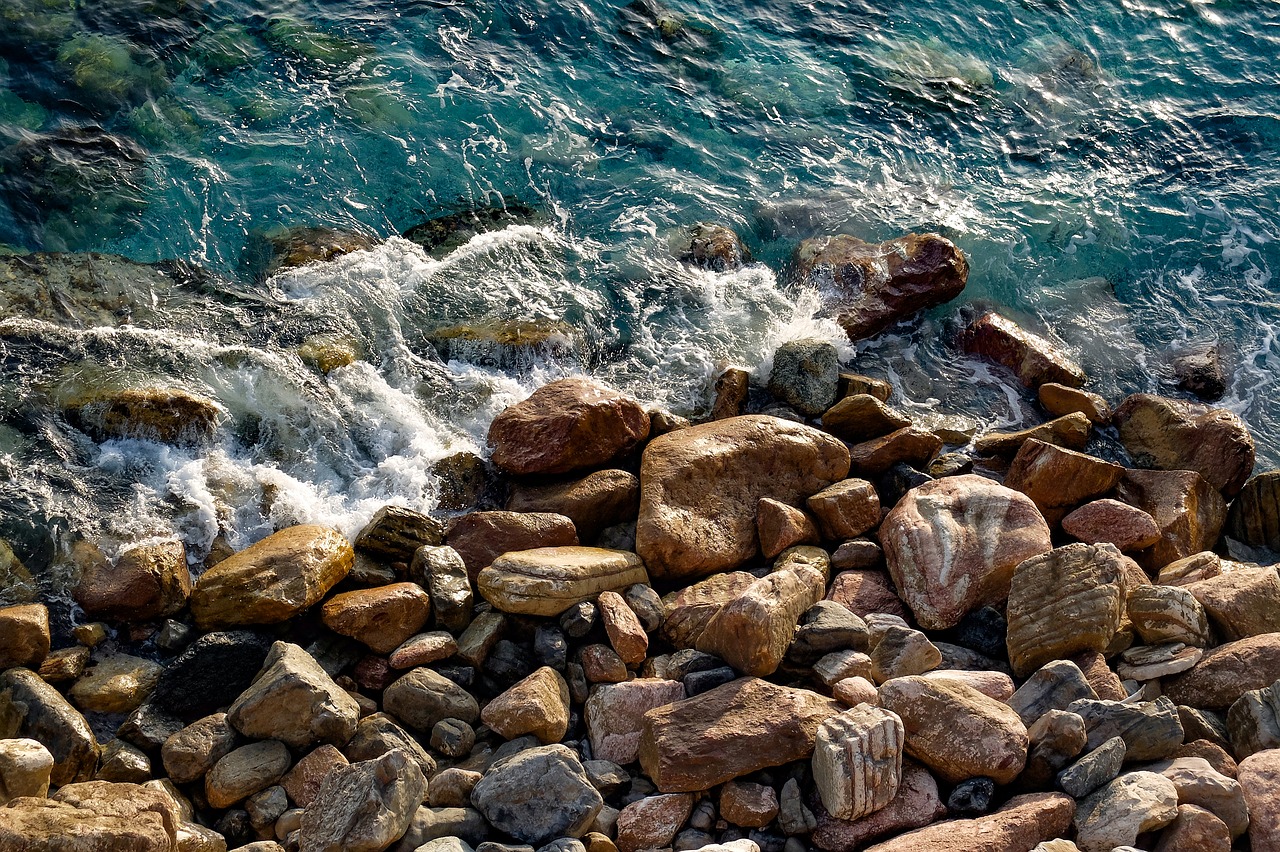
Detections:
479,546,649,617
812,704,904,821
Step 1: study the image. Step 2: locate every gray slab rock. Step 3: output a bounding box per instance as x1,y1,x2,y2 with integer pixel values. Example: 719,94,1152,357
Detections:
470,744,603,845
299,748,427,852
228,641,359,749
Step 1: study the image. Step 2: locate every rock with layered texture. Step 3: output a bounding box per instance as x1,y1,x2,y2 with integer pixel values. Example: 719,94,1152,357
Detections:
811,760,945,852
1156,804,1232,852
190,525,353,629
479,546,648,617
487,378,650,476
638,677,840,792
506,470,641,542
1228,678,1280,759
353,506,445,563
1004,440,1123,526
616,793,694,852
847,427,943,478
1164,634,1280,710
0,738,53,804
1185,566,1280,641
298,748,427,852
813,704,905,821
972,413,1091,457
1239,749,1280,852
1115,469,1227,572
1128,585,1212,647
962,311,1085,388
321,583,432,654
636,415,849,580
881,475,1052,630
1074,772,1179,852
756,498,820,559
1113,394,1254,498
227,641,360,749
2,780,180,852
1007,660,1097,727
471,744,603,844
1146,756,1249,839
826,570,908,619
411,545,473,635
0,603,49,670
1226,471,1280,555
861,792,1075,852
1063,500,1162,552
1067,697,1186,761
586,678,686,765
446,511,579,580
74,540,191,622
792,233,969,341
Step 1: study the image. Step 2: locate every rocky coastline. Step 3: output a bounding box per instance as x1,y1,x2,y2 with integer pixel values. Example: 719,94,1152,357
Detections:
3,225,1280,852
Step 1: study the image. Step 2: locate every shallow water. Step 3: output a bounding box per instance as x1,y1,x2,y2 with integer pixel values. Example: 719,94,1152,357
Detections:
0,0,1278,592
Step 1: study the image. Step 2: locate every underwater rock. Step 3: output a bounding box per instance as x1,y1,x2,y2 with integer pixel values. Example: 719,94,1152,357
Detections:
402,199,541,257
426,319,582,371
62,386,223,446
678,223,751,272
55,33,168,112
243,225,380,282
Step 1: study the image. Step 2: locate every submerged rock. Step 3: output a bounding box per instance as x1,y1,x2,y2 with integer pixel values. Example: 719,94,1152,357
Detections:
678,223,751,272
73,539,191,622
402,199,541,256
243,225,379,282
962,311,1085,388
63,386,222,445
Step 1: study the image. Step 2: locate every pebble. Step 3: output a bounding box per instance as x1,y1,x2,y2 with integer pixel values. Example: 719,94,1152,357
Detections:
389,631,459,668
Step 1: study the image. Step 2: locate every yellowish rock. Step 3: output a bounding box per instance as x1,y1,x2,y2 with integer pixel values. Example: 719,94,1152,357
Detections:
478,546,649,616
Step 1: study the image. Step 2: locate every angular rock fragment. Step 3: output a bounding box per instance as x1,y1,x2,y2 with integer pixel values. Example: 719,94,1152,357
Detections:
847,427,943,478
321,582,432,654
1066,696,1185,761
447,511,579,580
0,604,49,670
480,666,570,744
972,413,1091,457
1238,749,1280,852
615,793,693,852
1004,439,1123,525
756,498,820,559
1039,382,1111,424
383,667,479,733
1226,470,1280,555
811,760,944,851
1165,633,1280,710
1146,756,1249,839
1128,585,1212,647
479,547,648,617
1020,709,1087,790
1228,678,1280,759
586,678,686,765
821,395,910,443
228,641,360,749
299,748,426,852
963,312,1085,388
1185,566,1280,640
410,545,473,635
74,540,191,622
1074,771,1179,852
1008,660,1098,727
0,738,53,803
812,704,904,821
162,713,236,785
861,792,1075,852
806,479,881,540
1058,736,1126,799
471,744,603,845
506,470,641,542
767,339,840,417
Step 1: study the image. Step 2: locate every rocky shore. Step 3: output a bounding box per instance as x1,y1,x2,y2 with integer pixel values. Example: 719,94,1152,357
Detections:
4,226,1280,852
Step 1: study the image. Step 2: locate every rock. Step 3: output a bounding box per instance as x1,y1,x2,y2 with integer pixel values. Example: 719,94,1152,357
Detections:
813,704,904,821
430,768,482,808
661,546,828,677
471,744,604,844
792,233,968,341
0,669,97,786
1068,697,1185,761
1070,651,1128,701
401,198,540,256
0,738,52,803
767,339,840,416
1174,739,1237,776
448,512,579,581
946,777,995,816
1115,469,1228,571
1039,383,1111,425
1114,394,1255,497
228,641,359,749
847,427,944,478
430,719,475,758
778,775,816,835
433,452,487,513
861,792,1075,852
298,748,427,852
345,713,437,780
1074,771,1179,852
811,760,944,851
507,470,641,542
1238,749,1280,852
1128,585,1211,647
757,499,820,559
150,630,273,723
921,670,1013,702
191,525,353,629
74,540,191,622
806,479,881,540
869,627,940,684
481,666,570,744
322,583,432,654
825,570,907,619
1005,543,1129,677
789,601,870,665
1004,440,1123,525
411,546,473,635
487,377,650,476
384,667,479,732
1172,342,1229,401
1165,634,1280,710
1021,710,1088,790
598,591,648,666
1159,551,1224,586
830,540,884,572
354,506,445,563
278,744,348,808
962,311,1085,388
838,373,893,402
1146,756,1248,839
1007,660,1097,726
680,222,751,271
206,740,291,809
1155,804,1231,852
1117,643,1202,680
247,225,378,280
389,632,458,669
394,805,488,850
69,652,162,714
0,603,49,670
479,547,648,617
1229,678,1280,758
63,386,222,446
1186,566,1280,640
38,646,89,683
638,677,839,792
585,678,686,765
616,794,694,852
162,713,236,785
720,781,778,828
0,785,175,852
972,413,1092,457
246,784,288,831
712,367,751,421
636,415,849,580
1058,736,1126,798
881,474,1052,630
821,395,910,444
452,610,504,668
1226,471,1280,555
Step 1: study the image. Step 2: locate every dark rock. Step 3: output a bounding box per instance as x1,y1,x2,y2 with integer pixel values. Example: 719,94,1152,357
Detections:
1021,709,1087,790
117,703,183,757
947,607,1008,662
1057,736,1126,798
947,777,996,816
506,470,641,542
151,630,272,722
876,463,932,512
847,427,944,478
402,199,540,256
1172,342,1229,401
788,601,870,666
243,225,378,282
0,668,98,787
683,666,737,696
680,223,751,272
767,340,840,417
471,744,604,844
560,601,598,639
354,505,445,563
711,367,751,421
1225,471,1280,556
1066,697,1185,761
485,639,536,687
534,624,569,671
433,452,489,512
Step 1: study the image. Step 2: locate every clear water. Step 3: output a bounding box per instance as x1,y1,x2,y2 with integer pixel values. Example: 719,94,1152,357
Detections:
1,0,1278,591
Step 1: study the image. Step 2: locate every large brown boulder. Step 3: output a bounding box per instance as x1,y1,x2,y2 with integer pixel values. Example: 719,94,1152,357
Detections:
791,233,968,341
1165,634,1280,710
1226,471,1280,554
961,312,1085,388
62,386,223,446
506,469,640,541
446,511,579,580
1004,439,1124,526
636,415,850,581
1113,394,1255,498
880,475,1052,630
487,377,650,476
190,525,353,629
861,792,1074,852
73,540,191,622
1115,469,1227,572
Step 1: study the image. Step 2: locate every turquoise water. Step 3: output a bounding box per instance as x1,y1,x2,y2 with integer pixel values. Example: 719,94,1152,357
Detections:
1,0,1278,585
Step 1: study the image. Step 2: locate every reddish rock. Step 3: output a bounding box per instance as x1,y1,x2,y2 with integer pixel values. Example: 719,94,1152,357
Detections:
832,676,879,707
1063,499,1162,551
353,656,395,691
487,377,650,476
446,511,578,580
1114,394,1255,499
0,603,50,670
480,666,570,744
73,540,191,622
826,570,907,619
757,498,821,559
506,470,640,541
636,415,849,581
807,479,881,540
1185,566,1280,640
711,366,751,420
720,781,779,828
962,311,1085,388
1155,803,1232,852
388,631,458,669
321,583,432,655
581,644,629,683
972,413,1092,457
586,678,686,765
616,794,693,852
1239,749,1280,852
792,232,968,341
821,395,911,443
847,427,944,478
1039,382,1111,424
881,475,1052,630
638,677,840,792
280,745,347,808
862,792,1075,852
598,591,648,666
1115,469,1227,572
1004,439,1124,525
1069,651,1129,702
812,759,945,852
1164,634,1280,710
1226,470,1280,553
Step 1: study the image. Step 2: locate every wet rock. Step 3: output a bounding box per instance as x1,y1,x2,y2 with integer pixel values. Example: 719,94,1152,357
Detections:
471,744,604,845
1073,771,1179,852
1057,736,1126,798
206,740,291,809
820,395,910,443
1238,749,1280,852
869,626,940,683
813,704,904,821
585,678,685,765
638,677,839,792
791,233,968,341
1146,756,1248,839
1113,394,1255,498
298,748,427,852
488,378,650,476
0,603,48,670
1186,566,1280,640
228,641,360,749
1039,382,1111,425
433,452,488,513
402,198,540,256
1165,633,1280,710
1062,499,1162,552
636,415,849,580
38,646,89,683
1155,804,1231,852
69,652,162,714
1226,470,1280,556
74,539,191,622
881,474,1052,630
806,479,881,541
481,666,570,744
1228,678,1280,758
64,385,222,446
878,675,1028,784
344,713,436,780
972,413,1091,457
507,471,641,542
447,511,579,581
162,712,236,784
767,339,840,417
757,498,820,559
1068,696,1185,761
680,222,751,271
1115,469,1227,571
811,759,944,851
1172,342,1230,401
0,738,52,803
322,582,432,654
847,427,943,478
354,506,445,563
152,630,273,721
479,546,648,617
384,667,480,732
1020,709,1088,790
452,610,504,668
616,793,694,852
245,225,378,280
860,792,1075,852
191,525,354,629
411,545,473,635
825,570,908,619
1004,440,1123,526
720,781,779,828
875,463,932,510
962,311,1085,388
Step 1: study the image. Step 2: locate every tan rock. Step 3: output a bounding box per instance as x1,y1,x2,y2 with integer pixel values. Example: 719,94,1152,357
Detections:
0,668,98,787
383,667,479,732
162,713,236,785
1154,804,1231,852
838,373,893,402
1114,393,1255,497
963,311,1085,388
826,570,907,619
388,631,457,669
711,367,750,420
973,412,1092,457
811,759,945,851
1239,748,1280,852
1005,439,1123,525
479,546,649,617
636,415,849,580
190,524,353,629
832,677,879,708
446,511,579,580
1115,469,1227,571
847,427,943,477
586,678,686,765
321,582,432,654
1128,585,1212,647
920,670,1014,702
756,498,820,559
1186,566,1280,640
821,395,910,443
813,704,904,821
615,794,693,852
0,603,49,670
487,377,650,475
598,591,648,666
881,474,1052,630
816,651,874,687
481,666,570,744
1165,634,1280,710
1074,771,1179,852
63,386,223,445
298,748,427,852
506,470,640,541
69,653,162,714
1039,382,1111,424
0,796,172,852
862,792,1075,852
1159,551,1224,586
719,781,778,828
1063,499,1162,551
807,479,881,540
228,641,360,749
206,740,291,809
638,677,840,792
0,738,52,804
869,627,940,684
74,540,191,622
1147,756,1249,839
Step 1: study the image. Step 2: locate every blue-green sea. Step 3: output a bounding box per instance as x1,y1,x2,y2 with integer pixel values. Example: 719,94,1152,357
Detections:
0,0,1278,589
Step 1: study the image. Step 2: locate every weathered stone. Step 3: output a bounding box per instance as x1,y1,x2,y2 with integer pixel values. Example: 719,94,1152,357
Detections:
69,652,163,714
322,583,432,654
1005,439,1123,525
151,630,274,722
1186,566,1280,641
1008,660,1098,728
456,611,506,668
847,427,943,478
861,793,1073,852
507,470,641,542
1039,382,1111,424
1146,756,1249,839
580,644,628,683
585,678,685,765
448,512,579,581
1172,341,1229,400
0,668,97,787
344,713,437,780
487,378,650,476
389,632,458,669
830,540,884,572
719,781,778,829
878,675,1027,784
430,718,475,758
1117,643,1202,680
1021,709,1088,790
757,498,820,559
1058,736,1126,798
1155,804,1231,852
479,547,648,617
354,506,445,563
711,367,751,420
162,713,236,785
37,646,89,683
1174,738,1237,776
811,759,944,852
869,627,940,684
206,740,291,809
298,748,426,852
882,474,1051,631
820,395,910,443
411,546,473,635
384,667,479,732
963,311,1085,388
0,603,49,670
1165,634,1280,710
792,233,968,341
1067,696,1185,761
1229,677,1280,758
616,793,693,852
228,643,356,753
0,738,52,803
393,805,488,850
1113,393,1255,498
597,591,648,666
246,784,288,831
11,779,182,850
638,677,840,792
838,373,893,402
471,744,604,845
636,415,849,580
813,704,904,821
920,669,1014,702
1160,551,1224,586
767,339,840,416
64,386,223,446
825,570,907,619
1063,500,1162,552
280,744,348,808
481,666,569,744
1227,471,1280,555
1239,749,1280,852
74,540,191,622
1006,543,1129,677
973,413,1091,457
806,479,881,540
429,768,481,808
1128,585,1212,647
789,601,870,666
191,525,354,629
1074,771,1179,852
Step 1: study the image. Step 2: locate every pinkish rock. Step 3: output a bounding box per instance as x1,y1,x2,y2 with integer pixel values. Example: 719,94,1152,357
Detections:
832,677,879,707
1238,749,1280,852
863,792,1075,852
847,427,944,478
720,781,779,828
920,670,1015,702
580,644,628,683
505,469,640,542
1185,566,1280,641
1062,499,1162,552
616,794,693,852
320,582,431,655
1069,651,1129,702
446,511,579,580
388,631,458,669
757,498,820,559
73,540,191,623
280,744,347,808
812,760,945,852
1155,804,1231,852
963,312,1085,388
585,678,686,765
826,570,907,619
598,591,648,666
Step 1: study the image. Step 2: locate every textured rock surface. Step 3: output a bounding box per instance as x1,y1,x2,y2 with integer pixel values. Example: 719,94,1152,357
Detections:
847,427,944,477
321,583,432,654
1155,804,1232,852
862,792,1074,852
882,474,1052,630
1239,749,1280,852
486,377,650,475
1113,393,1255,498
507,470,641,542
1004,440,1123,525
821,395,911,443
162,713,236,785
767,339,840,416
228,641,360,749
720,781,779,828
585,678,685,765
1008,660,1098,727
73,540,191,622
1185,566,1280,640
1074,772,1179,852
354,506,445,563
205,740,290,809
1063,500,1162,552
806,479,881,541
963,312,1085,388
1114,469,1227,571
479,547,649,616
1128,585,1212,647
1228,678,1280,758
0,784,176,852
615,793,694,852
1165,634,1280,710
298,748,426,852
1068,697,1185,761
972,413,1092,457
0,604,49,671
598,590,648,666
757,498,820,559
0,669,97,787
383,667,479,732
1147,756,1249,839
480,666,570,744
446,511,579,580
636,415,849,580
826,570,908,619
411,545,473,635
69,652,162,714
1039,382,1111,424
471,744,604,844
1226,471,1280,554
812,704,904,821
0,738,53,804
811,759,944,852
